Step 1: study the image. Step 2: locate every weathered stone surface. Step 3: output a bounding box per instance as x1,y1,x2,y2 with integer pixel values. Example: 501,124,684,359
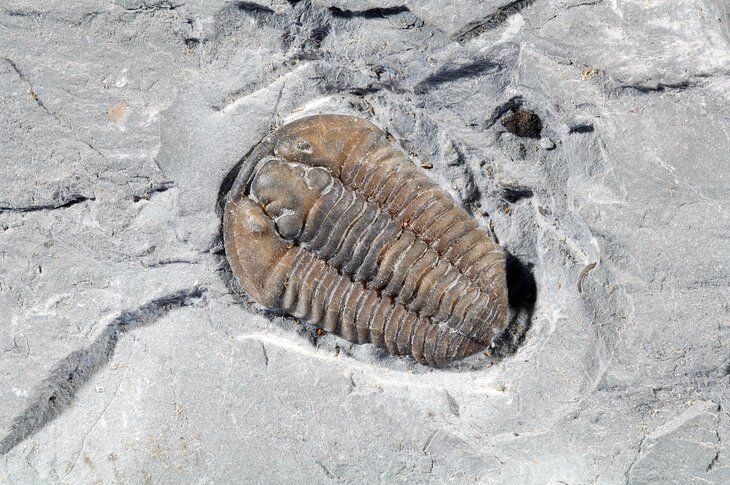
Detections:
1,0,728,483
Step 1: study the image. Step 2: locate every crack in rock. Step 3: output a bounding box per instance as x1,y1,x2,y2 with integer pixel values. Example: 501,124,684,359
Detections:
123,1,185,13
131,180,175,202
607,73,716,95
618,80,692,94
328,5,410,19
235,1,275,16
141,258,200,268
451,0,536,43
0,195,95,214
3,57,51,114
568,124,595,134
414,58,503,94
3,57,108,160
624,434,647,484
0,287,207,456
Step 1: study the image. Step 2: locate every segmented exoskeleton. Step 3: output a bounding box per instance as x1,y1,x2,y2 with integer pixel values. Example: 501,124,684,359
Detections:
224,115,508,366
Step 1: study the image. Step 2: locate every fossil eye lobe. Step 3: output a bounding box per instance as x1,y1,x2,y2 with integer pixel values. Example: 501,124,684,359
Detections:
224,114,508,366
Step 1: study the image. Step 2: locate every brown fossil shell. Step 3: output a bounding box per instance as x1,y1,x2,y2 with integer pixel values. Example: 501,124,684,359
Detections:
223,114,508,366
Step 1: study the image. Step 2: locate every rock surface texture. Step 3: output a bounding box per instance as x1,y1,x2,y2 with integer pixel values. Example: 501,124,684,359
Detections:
1,0,729,483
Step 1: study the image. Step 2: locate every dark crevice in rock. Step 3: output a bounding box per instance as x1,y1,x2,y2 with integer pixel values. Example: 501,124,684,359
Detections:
3,57,51,114
132,181,175,202
569,124,595,134
0,287,207,456
624,435,647,484
500,186,534,203
2,7,106,27
80,140,108,160
707,405,722,473
414,58,502,94
141,259,198,268
608,72,716,96
211,246,226,256
316,460,342,482
0,195,95,214
123,1,184,12
235,1,275,16
348,86,382,96
229,0,284,31
565,0,604,10
1,6,42,18
451,0,536,43
502,110,543,138
706,449,720,472
328,5,409,19
184,37,201,48
618,81,691,93
485,96,524,128
492,252,537,358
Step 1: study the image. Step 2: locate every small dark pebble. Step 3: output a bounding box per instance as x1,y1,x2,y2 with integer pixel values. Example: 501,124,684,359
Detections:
502,110,543,139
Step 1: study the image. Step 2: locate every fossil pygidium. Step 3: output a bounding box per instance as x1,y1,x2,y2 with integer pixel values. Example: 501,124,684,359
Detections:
223,114,508,366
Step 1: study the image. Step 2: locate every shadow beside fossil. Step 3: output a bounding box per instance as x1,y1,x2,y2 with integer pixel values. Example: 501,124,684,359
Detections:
491,252,537,359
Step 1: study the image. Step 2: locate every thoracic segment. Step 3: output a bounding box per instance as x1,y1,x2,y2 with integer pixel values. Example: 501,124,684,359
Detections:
279,248,483,366
337,142,506,295
250,158,506,346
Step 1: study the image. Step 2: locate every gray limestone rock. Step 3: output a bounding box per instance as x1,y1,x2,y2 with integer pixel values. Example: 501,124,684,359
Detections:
1,0,729,483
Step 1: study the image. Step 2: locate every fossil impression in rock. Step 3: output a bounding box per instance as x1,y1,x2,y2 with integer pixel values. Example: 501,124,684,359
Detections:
223,114,508,366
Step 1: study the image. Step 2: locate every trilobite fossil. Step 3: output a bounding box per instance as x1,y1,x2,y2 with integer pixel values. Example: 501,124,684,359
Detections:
223,114,508,366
